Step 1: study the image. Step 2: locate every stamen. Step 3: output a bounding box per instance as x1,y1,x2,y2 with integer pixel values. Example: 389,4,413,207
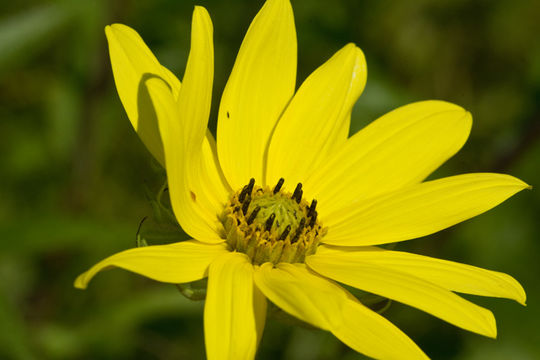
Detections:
292,183,303,203
309,211,318,228
264,213,276,231
247,206,261,224
221,178,325,265
239,186,248,203
279,225,291,240
273,178,285,194
265,213,276,231
242,195,251,215
291,218,306,243
239,178,255,203
307,199,317,217
246,178,255,192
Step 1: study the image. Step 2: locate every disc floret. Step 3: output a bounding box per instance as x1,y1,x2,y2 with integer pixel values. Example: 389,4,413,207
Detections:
220,178,325,265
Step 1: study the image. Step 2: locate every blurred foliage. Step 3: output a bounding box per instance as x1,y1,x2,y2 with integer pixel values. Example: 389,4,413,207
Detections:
1,0,539,359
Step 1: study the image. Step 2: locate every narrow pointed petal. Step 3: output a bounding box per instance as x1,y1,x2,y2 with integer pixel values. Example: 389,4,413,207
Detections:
315,245,527,305
204,252,266,360
146,77,222,241
325,173,530,246
144,8,230,241
105,23,181,165
307,255,497,338
266,44,366,188
306,101,472,217
74,240,228,289
178,6,213,153
254,263,427,359
177,7,230,212
217,0,297,189
327,47,368,152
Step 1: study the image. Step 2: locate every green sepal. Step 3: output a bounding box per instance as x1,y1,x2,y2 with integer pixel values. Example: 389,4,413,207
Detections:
138,179,189,246
360,293,392,314
144,180,178,225
341,285,393,314
176,278,208,301
136,233,148,247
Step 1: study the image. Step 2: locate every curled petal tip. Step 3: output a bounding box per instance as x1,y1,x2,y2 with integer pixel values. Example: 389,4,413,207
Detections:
74,274,88,290
193,5,210,15
514,282,527,306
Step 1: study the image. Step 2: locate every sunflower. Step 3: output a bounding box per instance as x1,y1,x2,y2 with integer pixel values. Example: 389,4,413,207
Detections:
75,0,529,359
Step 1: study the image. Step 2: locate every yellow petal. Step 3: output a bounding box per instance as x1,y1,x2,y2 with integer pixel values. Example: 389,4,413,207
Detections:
326,46,368,154
143,7,230,241
217,0,297,189
325,173,530,246
146,77,221,242
254,263,427,359
306,101,472,217
316,245,526,305
106,19,229,212
178,6,213,152
74,240,228,289
307,255,497,338
200,130,233,212
336,298,428,360
105,23,181,165
177,7,230,214
204,252,266,360
266,44,366,189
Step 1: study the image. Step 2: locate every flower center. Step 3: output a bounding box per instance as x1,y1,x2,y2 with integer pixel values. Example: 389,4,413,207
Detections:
220,178,326,265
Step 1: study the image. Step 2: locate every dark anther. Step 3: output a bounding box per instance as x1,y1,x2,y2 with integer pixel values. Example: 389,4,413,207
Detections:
296,190,303,203
279,225,291,240
309,211,318,227
239,186,248,202
247,178,255,191
239,178,255,202
292,183,303,203
265,213,276,231
291,218,306,243
242,195,251,215
234,206,241,213
307,199,317,217
273,178,284,194
247,206,261,224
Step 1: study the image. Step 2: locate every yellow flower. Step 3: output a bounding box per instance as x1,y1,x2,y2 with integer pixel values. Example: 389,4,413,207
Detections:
75,0,529,359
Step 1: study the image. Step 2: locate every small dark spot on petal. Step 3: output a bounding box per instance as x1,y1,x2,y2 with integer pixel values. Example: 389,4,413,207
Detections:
190,191,197,202
226,111,230,118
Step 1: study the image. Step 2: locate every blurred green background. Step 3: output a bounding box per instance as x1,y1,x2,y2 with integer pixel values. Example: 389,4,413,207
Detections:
1,0,539,359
